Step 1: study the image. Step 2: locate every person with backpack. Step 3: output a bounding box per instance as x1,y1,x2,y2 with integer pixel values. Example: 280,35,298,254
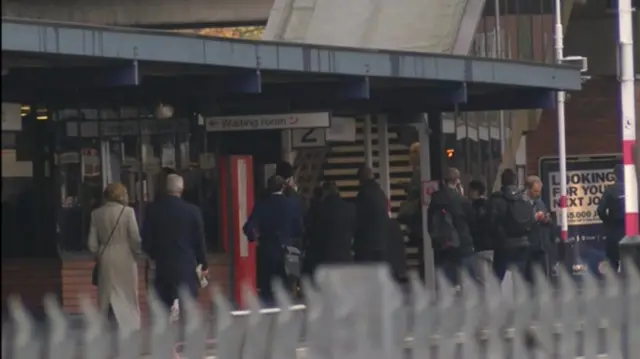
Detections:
597,164,626,271
428,168,477,285
489,169,536,283
468,180,493,283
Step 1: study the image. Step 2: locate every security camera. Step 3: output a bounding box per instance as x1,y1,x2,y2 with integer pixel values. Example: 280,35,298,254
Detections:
562,56,588,73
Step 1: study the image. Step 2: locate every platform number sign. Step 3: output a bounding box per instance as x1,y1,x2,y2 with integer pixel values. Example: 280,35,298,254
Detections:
292,128,327,148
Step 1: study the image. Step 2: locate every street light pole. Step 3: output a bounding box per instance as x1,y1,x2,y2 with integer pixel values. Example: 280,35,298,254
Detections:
618,0,639,237
554,0,569,242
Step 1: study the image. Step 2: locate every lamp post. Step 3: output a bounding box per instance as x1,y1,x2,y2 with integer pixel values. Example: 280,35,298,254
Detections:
553,0,569,242
617,0,639,238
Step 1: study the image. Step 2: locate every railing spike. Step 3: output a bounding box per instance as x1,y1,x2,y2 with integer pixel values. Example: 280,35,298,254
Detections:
179,286,207,359
8,295,39,359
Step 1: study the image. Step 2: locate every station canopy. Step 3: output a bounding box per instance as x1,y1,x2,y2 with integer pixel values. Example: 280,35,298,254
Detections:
1,17,583,117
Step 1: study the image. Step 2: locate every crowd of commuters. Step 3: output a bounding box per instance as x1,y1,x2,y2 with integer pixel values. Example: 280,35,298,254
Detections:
88,154,627,331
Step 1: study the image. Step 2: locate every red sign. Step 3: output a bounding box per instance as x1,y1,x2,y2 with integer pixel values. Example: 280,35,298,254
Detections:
421,180,439,206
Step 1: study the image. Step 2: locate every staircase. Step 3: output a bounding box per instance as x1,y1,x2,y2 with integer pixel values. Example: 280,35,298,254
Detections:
320,119,422,269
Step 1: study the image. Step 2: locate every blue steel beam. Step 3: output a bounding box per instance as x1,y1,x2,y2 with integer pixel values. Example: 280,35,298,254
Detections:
263,77,370,100
371,84,467,106
455,88,556,112
1,18,583,92
143,71,262,95
2,64,139,88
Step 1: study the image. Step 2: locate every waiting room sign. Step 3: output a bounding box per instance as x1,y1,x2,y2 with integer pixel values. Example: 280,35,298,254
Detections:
205,112,330,132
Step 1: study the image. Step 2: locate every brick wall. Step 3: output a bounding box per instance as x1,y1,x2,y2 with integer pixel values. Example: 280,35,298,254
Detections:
2,254,230,317
525,77,638,175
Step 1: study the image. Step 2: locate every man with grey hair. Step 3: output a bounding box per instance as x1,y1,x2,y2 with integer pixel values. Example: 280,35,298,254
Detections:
142,173,209,310
523,175,556,277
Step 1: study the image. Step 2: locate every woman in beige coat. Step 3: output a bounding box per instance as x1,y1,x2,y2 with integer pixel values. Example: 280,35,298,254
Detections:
88,183,142,332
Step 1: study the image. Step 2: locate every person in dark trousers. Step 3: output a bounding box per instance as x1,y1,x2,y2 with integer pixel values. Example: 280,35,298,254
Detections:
353,166,389,262
490,169,534,282
142,174,209,310
243,175,304,304
597,164,626,271
468,180,493,283
523,176,557,278
302,186,324,276
387,218,409,285
428,168,477,285
276,161,305,246
306,181,356,274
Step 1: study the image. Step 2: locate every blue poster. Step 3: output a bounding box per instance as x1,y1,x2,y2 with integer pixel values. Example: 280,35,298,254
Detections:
539,155,621,275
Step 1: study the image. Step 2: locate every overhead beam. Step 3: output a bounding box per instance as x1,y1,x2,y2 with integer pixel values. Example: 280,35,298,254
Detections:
2,64,139,88
146,71,263,95
372,84,467,106
456,89,556,112
263,76,370,100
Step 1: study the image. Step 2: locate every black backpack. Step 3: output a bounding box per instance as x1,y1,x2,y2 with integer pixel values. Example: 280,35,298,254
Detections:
430,207,461,251
501,191,535,238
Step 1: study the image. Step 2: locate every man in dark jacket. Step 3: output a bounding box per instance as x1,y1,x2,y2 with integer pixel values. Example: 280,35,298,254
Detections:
306,181,356,273
353,166,389,262
428,168,476,285
597,164,626,271
523,176,557,278
490,169,534,282
468,180,493,283
142,174,209,309
243,175,304,303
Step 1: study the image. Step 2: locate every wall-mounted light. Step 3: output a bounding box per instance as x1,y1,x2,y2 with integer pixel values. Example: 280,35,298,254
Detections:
446,148,455,159
154,103,174,119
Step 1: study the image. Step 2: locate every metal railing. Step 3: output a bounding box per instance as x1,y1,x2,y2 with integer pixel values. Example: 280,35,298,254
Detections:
3,260,639,359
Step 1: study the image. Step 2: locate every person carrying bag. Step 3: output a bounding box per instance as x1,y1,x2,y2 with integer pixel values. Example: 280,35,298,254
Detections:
92,205,126,286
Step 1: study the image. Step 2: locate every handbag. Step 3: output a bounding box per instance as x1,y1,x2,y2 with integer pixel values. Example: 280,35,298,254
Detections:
397,198,420,225
283,245,302,278
92,206,126,286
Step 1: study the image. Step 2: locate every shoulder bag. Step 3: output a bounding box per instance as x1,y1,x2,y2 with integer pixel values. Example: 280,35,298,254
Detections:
92,205,126,286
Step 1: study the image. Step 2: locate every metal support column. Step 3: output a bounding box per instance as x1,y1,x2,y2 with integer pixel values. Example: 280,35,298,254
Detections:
494,0,506,156
618,0,639,237
554,0,569,242
100,140,111,189
363,115,374,169
377,115,391,197
281,130,294,164
419,116,435,291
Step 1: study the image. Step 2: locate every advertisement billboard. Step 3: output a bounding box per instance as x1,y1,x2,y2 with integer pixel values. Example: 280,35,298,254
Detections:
539,154,621,274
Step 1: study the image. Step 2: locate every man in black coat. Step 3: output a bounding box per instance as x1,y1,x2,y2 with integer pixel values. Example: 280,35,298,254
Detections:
597,164,627,271
142,174,208,309
490,169,534,282
306,181,356,273
353,166,389,262
428,168,477,285
243,175,304,304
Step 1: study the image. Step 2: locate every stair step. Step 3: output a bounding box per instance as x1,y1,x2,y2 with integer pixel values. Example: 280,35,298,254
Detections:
329,143,408,153
325,154,409,165
324,166,413,177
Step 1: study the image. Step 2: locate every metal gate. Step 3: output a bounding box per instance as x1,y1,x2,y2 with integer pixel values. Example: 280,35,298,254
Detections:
3,261,639,359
